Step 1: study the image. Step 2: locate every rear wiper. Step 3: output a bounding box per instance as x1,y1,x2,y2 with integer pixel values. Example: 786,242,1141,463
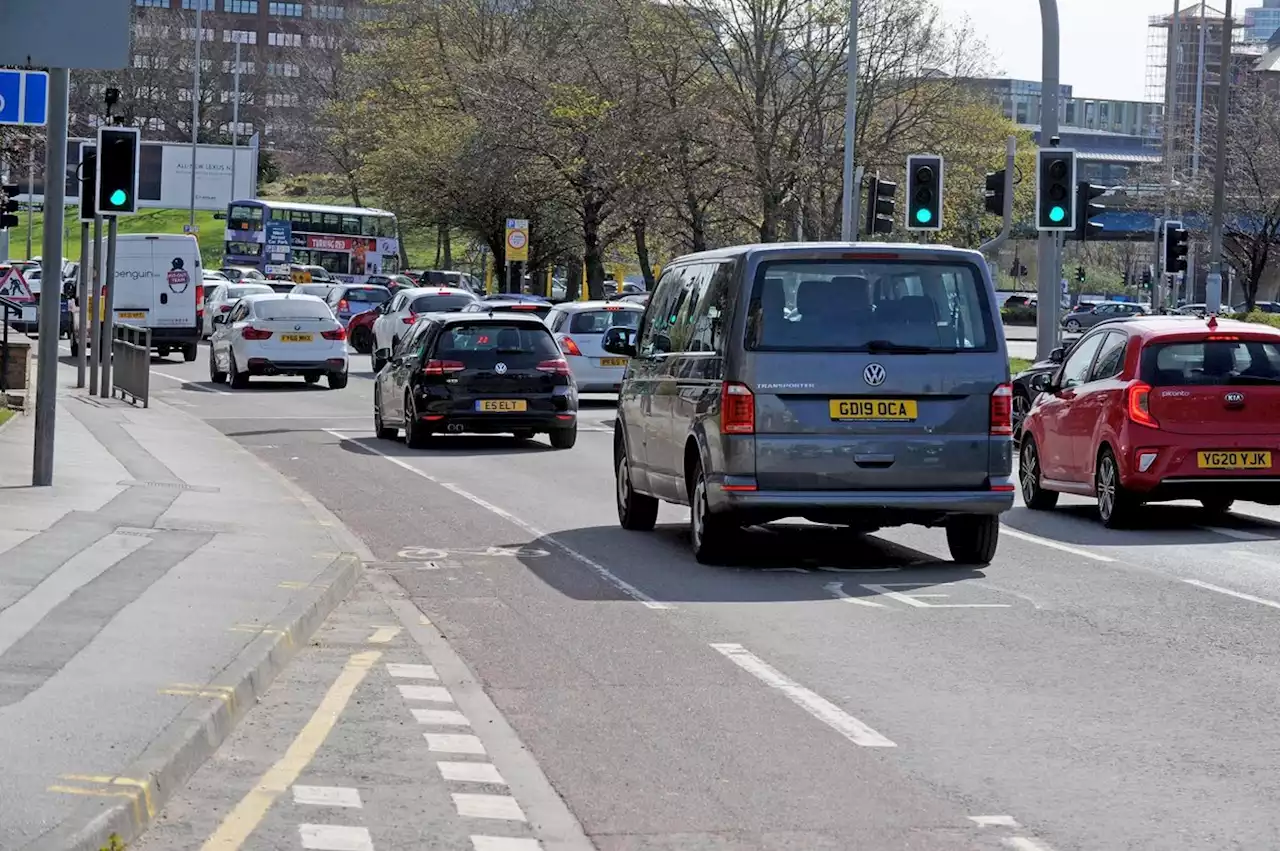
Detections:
496,347,530,354
1227,374,1280,385
864,340,959,354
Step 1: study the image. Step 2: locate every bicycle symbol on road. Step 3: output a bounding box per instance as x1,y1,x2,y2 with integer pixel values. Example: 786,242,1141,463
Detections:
396,545,550,561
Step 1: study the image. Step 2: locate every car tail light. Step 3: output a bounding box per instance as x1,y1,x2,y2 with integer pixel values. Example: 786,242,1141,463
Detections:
423,359,465,375
402,311,417,325
321,327,346,341
241,326,273,340
219,304,233,313
990,383,1013,436
536,358,572,375
1127,381,1159,428
559,335,583,356
337,298,350,314
721,382,755,434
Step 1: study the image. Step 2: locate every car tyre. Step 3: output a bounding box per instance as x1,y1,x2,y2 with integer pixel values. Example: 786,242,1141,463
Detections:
183,344,198,362
689,458,734,565
1065,318,1082,333
616,451,658,531
946,515,1000,565
350,326,373,354
70,337,79,358
157,346,171,358
1200,497,1234,516
1096,447,1138,528
327,371,348,390
229,353,250,389
1019,437,1059,510
209,349,227,384
374,391,398,440
549,427,577,450
404,393,430,449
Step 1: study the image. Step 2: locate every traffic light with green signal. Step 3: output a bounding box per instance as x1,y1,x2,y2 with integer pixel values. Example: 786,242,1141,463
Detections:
905,154,943,232
1036,149,1076,231
1076,266,1086,284
96,126,140,216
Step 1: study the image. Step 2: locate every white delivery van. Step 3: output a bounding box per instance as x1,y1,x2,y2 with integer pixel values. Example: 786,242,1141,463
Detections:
73,234,203,360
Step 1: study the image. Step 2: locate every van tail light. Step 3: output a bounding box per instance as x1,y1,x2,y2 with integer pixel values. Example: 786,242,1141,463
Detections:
241,326,273,340
536,358,572,375
559,335,583,356
423,359,465,375
402,311,417,325
195,284,204,318
1127,381,1159,428
337,298,350,314
990,383,1013,436
721,382,755,434
321,327,346,341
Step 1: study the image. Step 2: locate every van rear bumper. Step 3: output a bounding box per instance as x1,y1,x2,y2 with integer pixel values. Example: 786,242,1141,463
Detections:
711,486,1015,516
147,327,200,347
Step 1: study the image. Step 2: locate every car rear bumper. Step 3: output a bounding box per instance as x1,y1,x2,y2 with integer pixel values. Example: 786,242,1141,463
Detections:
565,356,627,392
246,357,347,376
711,484,1015,515
1120,438,1280,502
415,412,576,434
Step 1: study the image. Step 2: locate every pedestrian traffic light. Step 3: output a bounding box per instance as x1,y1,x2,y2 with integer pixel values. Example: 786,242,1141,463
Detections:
1073,182,1106,241
1036,149,1076,231
905,154,943,232
95,126,140,216
1076,266,1086,284
984,169,1006,218
1163,220,1189,274
0,183,18,231
863,173,896,237
1142,266,1153,288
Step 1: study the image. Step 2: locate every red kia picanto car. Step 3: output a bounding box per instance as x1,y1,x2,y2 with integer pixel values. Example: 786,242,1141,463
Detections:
1019,315,1280,527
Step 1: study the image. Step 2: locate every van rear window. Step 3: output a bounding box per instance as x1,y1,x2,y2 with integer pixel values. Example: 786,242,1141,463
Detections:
1140,340,1280,386
746,261,996,352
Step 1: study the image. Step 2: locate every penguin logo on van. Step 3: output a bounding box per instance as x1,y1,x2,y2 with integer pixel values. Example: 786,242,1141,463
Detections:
167,258,191,293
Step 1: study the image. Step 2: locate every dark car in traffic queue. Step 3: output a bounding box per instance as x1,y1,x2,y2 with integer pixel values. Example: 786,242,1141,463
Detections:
373,313,578,449
464,299,554,320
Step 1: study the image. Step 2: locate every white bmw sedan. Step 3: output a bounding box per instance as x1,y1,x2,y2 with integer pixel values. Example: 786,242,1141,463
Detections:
209,293,349,389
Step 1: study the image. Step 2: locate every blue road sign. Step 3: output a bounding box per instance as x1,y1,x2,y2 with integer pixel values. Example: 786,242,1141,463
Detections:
0,69,49,126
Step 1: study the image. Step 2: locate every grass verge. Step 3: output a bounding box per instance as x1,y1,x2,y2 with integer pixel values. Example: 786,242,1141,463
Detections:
1010,357,1032,375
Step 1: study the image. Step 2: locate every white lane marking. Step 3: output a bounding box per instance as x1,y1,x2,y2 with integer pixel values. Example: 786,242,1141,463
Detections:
367,625,401,643
471,837,543,851
860,583,1011,609
438,761,506,785
1003,838,1056,851
711,643,896,748
969,815,1020,828
324,430,670,610
1201,525,1272,542
386,662,438,679
425,733,487,755
824,581,889,608
1000,525,1115,563
397,684,454,703
298,824,374,851
1183,578,1280,611
452,793,527,821
292,786,363,809
151,369,232,394
411,708,471,726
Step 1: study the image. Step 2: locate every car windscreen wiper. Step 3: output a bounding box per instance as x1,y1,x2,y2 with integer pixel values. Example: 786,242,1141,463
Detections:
864,339,961,354
496,347,531,354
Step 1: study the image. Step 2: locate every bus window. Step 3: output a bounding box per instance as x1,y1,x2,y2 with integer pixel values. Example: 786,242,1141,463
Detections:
290,210,312,228
226,241,263,257
311,250,351,275
361,216,377,237
321,213,342,234
342,215,361,235
229,204,263,230
377,217,395,238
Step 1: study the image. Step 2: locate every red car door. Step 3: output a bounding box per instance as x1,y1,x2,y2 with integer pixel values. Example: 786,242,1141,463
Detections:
1037,333,1106,482
1061,331,1130,481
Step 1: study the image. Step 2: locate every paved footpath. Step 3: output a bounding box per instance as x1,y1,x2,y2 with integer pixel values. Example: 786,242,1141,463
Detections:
0,363,363,850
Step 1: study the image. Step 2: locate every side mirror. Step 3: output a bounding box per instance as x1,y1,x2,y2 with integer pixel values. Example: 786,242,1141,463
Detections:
1049,346,1065,364
1029,372,1053,393
213,314,228,326
374,348,392,365
601,326,638,357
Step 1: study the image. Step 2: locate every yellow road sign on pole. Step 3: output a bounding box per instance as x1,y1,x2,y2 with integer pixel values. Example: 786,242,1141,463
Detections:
505,218,529,263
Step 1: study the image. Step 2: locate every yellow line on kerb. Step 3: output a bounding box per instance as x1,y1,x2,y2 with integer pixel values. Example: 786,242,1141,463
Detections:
198,650,381,851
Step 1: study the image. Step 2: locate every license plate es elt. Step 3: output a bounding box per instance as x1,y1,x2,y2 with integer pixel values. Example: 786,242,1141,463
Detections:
829,399,918,421
477,399,527,412
1197,450,1272,470
279,333,313,343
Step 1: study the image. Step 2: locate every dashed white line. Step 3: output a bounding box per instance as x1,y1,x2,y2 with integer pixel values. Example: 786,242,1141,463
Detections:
711,643,896,748
471,837,542,851
425,733,487,755
298,824,374,851
438,761,506,785
1000,525,1115,562
969,815,1020,828
452,793,527,821
824,581,889,608
151,369,232,394
411,707,471,727
385,662,438,679
292,785,363,809
397,684,454,703
323,430,670,610
1003,837,1056,851
1183,578,1280,611
367,626,401,643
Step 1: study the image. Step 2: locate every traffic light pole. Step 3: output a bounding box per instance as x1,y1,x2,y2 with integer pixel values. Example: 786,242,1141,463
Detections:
1035,0,1061,362
1206,0,1232,315
89,215,103,395
32,69,70,487
100,217,118,399
75,222,88,388
979,136,1018,254
839,0,858,241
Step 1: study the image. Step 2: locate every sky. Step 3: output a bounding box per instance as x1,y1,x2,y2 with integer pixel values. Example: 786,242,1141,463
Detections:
940,0,1201,102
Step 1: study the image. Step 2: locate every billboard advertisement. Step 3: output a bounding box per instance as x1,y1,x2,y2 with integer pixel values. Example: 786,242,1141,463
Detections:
12,136,259,212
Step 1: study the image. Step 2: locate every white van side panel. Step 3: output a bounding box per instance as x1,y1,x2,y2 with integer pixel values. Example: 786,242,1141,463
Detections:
111,235,202,331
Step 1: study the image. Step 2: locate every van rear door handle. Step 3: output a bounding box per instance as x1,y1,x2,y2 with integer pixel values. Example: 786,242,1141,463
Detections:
854,453,894,468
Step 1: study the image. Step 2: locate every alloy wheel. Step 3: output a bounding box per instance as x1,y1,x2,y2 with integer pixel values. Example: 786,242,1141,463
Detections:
1097,456,1116,521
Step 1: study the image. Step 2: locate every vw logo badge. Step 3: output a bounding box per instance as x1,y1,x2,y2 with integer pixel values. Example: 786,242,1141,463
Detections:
863,363,886,387
494,362,508,375
1225,391,1245,405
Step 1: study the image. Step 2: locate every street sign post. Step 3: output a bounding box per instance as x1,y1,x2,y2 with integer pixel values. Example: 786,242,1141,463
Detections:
0,69,49,127
505,218,529,294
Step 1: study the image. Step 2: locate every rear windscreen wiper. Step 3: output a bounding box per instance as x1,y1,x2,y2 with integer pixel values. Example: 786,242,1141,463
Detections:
496,347,531,354
864,340,959,354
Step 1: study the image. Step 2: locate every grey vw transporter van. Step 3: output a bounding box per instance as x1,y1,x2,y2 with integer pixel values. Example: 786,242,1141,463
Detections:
602,243,1016,565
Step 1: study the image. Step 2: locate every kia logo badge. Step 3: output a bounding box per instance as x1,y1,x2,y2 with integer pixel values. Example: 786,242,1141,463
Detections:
494,362,508,375
863,363,886,387
1225,391,1245,405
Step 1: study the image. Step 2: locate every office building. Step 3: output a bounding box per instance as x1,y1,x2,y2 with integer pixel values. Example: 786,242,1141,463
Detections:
1245,0,1280,42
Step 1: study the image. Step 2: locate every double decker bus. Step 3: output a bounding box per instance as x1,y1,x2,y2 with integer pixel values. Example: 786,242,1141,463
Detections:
223,199,401,284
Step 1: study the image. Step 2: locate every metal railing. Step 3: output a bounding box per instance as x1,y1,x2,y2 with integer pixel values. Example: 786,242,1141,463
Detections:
1,295,21,395
111,323,151,407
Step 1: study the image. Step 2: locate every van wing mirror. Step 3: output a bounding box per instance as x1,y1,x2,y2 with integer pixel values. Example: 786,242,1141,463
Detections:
601,326,637,357
212,314,228,326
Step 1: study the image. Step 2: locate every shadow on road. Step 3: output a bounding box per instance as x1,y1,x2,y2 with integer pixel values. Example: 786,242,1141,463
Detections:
337,430,557,458
1003,502,1280,546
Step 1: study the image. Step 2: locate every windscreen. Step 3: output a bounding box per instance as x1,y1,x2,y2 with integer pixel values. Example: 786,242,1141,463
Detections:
568,309,642,334
411,294,476,313
342,287,390,304
747,260,995,352
438,324,560,358
229,285,273,299
1140,339,1280,386
254,299,334,321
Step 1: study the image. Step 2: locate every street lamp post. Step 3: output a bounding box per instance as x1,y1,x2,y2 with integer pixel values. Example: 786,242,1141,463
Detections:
839,0,858,241
189,1,202,228
1207,0,1233,314
230,39,241,202
1035,0,1061,361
